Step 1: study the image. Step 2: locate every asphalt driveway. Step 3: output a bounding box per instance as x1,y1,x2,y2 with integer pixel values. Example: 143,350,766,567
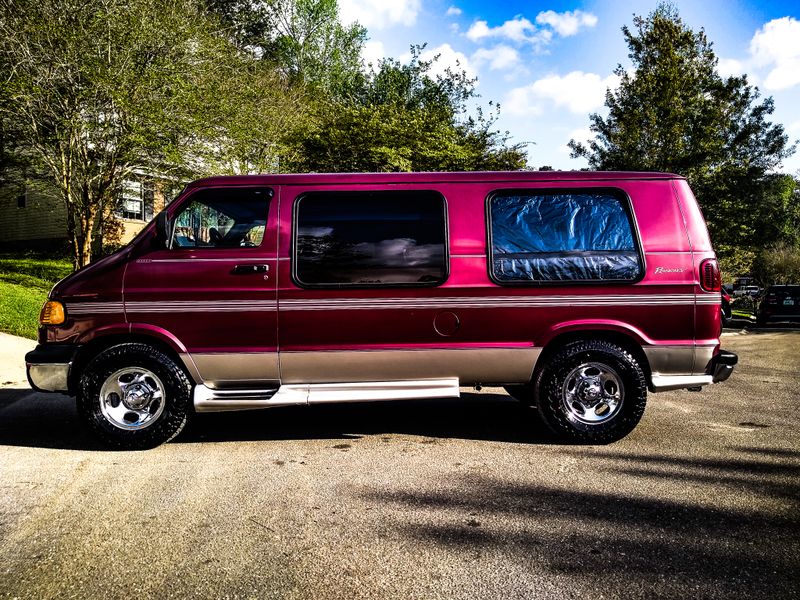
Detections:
0,331,798,599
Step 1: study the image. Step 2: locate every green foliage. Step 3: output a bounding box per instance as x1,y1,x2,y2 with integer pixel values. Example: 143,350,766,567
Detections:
208,0,366,95
716,244,757,283
0,0,304,267
569,3,795,249
0,253,71,339
0,255,73,289
752,243,800,286
0,282,46,339
288,49,527,172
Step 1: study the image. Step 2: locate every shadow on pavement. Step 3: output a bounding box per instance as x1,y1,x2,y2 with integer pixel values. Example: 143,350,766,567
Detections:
0,389,559,450
361,446,800,598
0,388,99,451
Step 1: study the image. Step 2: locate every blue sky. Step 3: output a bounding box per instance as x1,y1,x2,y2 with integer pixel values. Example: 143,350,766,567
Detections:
338,0,800,173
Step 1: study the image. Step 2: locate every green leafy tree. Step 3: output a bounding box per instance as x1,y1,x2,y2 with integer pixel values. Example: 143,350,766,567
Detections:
0,0,301,267
569,3,795,253
208,0,366,95
287,48,527,172
752,242,800,286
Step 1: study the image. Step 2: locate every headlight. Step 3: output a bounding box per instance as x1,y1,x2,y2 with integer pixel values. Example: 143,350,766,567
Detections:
39,300,66,325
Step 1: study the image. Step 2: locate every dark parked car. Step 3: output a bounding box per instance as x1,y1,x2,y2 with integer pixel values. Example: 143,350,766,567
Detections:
757,285,800,325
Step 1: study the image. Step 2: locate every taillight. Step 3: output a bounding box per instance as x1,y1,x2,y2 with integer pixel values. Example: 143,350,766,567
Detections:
700,259,721,292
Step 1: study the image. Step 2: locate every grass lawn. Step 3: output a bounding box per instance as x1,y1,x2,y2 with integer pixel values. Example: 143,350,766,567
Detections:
732,309,756,319
0,253,72,339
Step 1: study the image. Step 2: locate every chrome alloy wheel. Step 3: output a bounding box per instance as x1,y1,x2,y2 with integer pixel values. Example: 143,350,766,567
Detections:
561,362,624,425
99,367,166,430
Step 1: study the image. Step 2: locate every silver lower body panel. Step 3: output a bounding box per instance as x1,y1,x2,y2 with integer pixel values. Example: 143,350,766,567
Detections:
279,347,540,385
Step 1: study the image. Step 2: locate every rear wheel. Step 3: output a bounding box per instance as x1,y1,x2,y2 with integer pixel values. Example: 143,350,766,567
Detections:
77,343,192,449
536,340,647,443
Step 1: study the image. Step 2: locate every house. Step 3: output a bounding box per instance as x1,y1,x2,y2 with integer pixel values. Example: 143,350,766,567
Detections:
0,177,171,250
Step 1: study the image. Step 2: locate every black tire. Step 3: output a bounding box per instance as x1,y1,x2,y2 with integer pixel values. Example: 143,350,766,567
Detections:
535,340,647,444
77,343,192,450
503,384,535,404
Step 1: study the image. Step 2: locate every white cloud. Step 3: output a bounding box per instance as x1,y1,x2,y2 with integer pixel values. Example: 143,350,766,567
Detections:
763,63,800,91
338,0,420,30
505,71,620,116
750,17,800,90
446,6,462,17
465,11,596,51
788,120,800,134
503,86,544,117
417,44,476,80
361,40,385,68
535,10,598,37
559,127,594,155
719,17,800,90
466,16,548,45
750,17,800,66
531,72,620,113
717,58,746,78
472,45,520,71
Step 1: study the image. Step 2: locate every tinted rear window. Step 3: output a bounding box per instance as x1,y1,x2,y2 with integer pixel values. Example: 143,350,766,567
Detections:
294,191,447,287
488,189,642,283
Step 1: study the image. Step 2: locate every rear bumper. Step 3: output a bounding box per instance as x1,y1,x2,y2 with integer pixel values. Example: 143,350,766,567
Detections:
650,349,737,392
710,350,738,383
25,344,80,393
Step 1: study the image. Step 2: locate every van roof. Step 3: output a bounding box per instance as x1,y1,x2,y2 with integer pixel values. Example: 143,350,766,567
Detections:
187,171,686,188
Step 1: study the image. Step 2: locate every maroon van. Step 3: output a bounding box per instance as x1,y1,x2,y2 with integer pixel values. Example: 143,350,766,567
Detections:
26,172,737,448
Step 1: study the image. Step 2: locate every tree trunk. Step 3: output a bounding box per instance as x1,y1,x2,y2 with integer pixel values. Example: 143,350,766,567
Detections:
77,199,98,268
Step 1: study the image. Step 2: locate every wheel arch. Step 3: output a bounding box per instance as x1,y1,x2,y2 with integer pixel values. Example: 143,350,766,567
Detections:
533,326,652,397
69,328,196,395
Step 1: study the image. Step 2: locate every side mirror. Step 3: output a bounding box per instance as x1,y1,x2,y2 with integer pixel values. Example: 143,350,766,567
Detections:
154,211,171,249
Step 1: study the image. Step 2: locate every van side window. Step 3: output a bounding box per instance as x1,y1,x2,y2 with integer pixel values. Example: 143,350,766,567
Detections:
489,190,642,283
294,191,447,287
171,188,270,249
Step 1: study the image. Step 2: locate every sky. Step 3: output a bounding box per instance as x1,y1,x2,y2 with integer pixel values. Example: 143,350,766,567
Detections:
337,0,800,173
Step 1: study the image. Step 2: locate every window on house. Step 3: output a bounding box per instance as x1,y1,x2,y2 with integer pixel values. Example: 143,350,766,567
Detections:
488,190,642,283
121,180,144,221
16,191,26,208
294,190,448,287
171,187,270,249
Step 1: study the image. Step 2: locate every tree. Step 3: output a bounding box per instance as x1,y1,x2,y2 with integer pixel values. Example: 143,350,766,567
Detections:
752,242,800,286
286,49,527,172
0,0,301,267
569,3,795,251
208,0,366,95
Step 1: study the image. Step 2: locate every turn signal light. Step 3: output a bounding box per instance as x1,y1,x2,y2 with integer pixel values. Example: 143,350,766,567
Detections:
39,300,66,325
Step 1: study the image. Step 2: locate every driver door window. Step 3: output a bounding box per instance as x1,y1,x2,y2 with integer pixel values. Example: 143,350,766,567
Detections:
171,188,268,249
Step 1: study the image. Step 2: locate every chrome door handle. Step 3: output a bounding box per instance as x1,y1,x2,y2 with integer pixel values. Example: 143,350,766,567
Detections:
233,264,269,274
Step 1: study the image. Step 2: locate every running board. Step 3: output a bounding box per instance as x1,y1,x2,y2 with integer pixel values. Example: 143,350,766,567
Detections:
193,378,461,412
650,374,713,392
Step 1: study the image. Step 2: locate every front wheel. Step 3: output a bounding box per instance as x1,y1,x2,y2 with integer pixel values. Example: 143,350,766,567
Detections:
536,340,647,443
77,343,193,449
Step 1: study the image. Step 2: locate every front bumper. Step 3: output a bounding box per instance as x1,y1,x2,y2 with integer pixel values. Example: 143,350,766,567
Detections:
25,344,80,393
